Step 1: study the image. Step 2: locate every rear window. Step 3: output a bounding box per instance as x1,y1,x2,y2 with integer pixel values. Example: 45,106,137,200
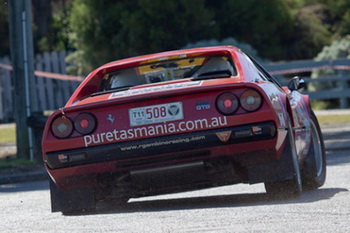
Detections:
100,55,236,91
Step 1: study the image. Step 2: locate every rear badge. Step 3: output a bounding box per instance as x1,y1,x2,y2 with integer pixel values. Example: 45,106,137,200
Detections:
107,114,115,123
196,101,211,110
168,105,180,116
216,131,232,143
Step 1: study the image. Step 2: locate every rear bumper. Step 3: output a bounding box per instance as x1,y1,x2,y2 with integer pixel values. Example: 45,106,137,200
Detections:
45,121,291,190
46,121,276,170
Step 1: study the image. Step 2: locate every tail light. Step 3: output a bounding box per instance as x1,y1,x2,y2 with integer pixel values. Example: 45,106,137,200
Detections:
74,112,97,135
240,89,262,112
216,92,239,115
51,116,73,139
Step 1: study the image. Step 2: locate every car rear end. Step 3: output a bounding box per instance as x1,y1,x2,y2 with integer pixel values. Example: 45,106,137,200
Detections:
43,48,293,207
43,80,287,199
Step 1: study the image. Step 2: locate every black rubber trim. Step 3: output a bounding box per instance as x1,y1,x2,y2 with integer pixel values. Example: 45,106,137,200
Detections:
46,121,276,169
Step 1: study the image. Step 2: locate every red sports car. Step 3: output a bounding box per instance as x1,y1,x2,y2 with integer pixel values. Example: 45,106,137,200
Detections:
42,46,326,213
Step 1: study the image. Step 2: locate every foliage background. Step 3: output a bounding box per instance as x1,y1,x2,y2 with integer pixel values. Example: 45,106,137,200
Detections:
2,0,350,75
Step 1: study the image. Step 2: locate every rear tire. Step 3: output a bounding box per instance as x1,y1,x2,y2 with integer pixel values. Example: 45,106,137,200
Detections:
265,119,302,198
302,111,326,190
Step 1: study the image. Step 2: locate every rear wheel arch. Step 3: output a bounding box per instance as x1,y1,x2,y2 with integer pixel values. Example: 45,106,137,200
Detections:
264,117,302,198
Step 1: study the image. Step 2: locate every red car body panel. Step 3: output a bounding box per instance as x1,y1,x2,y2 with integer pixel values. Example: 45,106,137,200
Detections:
42,46,312,197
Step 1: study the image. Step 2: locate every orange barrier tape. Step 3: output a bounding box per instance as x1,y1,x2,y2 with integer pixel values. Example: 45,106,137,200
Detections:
0,63,13,71
0,63,84,82
34,70,84,82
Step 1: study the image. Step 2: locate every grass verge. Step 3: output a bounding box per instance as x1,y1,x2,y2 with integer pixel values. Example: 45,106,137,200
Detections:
0,125,16,144
316,114,350,125
0,158,37,170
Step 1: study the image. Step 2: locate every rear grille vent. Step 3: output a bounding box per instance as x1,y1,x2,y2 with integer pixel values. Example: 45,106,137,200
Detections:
115,151,210,170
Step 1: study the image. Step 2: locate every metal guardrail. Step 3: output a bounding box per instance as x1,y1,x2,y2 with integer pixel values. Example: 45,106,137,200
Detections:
303,75,350,99
264,58,350,75
264,59,350,109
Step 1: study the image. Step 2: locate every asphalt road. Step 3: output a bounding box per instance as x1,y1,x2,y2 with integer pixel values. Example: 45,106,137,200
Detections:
1,147,349,233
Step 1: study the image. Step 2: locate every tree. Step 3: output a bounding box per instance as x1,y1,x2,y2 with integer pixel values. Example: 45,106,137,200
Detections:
207,0,295,60
287,4,332,59
0,0,72,55
51,0,74,51
64,0,348,74
0,1,9,56
319,0,350,37
32,0,53,52
68,0,217,75
182,37,263,61
208,0,334,61
309,37,350,108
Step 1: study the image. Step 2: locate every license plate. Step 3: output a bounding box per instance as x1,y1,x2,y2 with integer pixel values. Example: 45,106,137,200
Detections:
129,102,183,126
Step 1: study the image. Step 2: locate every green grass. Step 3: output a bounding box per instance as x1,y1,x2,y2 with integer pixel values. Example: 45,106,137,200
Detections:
0,125,35,170
0,126,16,144
0,158,37,170
316,114,350,125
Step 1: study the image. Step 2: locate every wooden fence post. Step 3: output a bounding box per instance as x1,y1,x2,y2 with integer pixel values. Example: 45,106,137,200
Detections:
42,52,55,110
35,54,48,110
